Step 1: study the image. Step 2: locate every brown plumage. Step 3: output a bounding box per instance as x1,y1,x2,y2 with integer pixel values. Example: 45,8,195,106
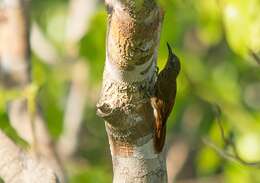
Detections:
151,43,180,153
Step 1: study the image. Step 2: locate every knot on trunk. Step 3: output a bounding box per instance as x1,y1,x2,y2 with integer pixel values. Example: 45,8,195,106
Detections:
96,79,152,125
96,103,125,124
96,79,155,148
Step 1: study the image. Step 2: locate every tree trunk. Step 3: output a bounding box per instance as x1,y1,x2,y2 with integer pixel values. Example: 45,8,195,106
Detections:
97,0,167,182
0,0,30,87
0,131,58,183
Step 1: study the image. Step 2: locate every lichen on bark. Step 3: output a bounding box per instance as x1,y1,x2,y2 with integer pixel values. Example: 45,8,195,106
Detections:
97,0,168,182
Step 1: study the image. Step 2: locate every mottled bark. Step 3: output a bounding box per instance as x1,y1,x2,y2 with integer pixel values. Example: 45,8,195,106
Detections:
97,0,167,182
0,0,65,182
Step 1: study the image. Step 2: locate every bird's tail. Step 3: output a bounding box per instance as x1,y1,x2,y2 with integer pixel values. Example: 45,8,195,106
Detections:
154,124,166,153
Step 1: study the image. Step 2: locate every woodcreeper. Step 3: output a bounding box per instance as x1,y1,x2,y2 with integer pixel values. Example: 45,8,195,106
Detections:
151,43,180,153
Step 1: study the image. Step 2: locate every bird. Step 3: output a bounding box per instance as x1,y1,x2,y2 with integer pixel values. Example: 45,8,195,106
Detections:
151,43,180,153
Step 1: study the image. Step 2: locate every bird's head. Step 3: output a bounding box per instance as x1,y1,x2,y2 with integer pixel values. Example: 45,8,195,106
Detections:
166,43,180,76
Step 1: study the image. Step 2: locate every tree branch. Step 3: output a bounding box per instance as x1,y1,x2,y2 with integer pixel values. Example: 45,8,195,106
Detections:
249,49,260,65
203,104,260,168
0,131,59,183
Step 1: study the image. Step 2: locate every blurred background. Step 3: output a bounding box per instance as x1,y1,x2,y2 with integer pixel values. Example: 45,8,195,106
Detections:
0,0,260,182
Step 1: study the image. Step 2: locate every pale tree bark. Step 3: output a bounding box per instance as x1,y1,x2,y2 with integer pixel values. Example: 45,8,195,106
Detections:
0,131,58,183
7,100,66,182
57,0,97,160
97,0,168,182
31,22,59,65
65,0,97,56
57,60,89,160
0,0,30,87
0,0,65,182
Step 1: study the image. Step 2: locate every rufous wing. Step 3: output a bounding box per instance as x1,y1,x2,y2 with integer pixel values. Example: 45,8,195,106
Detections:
152,97,175,153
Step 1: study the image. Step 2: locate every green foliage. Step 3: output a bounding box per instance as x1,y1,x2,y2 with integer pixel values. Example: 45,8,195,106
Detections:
0,84,39,149
38,68,66,138
70,167,112,183
222,0,260,57
0,111,29,149
80,9,107,84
